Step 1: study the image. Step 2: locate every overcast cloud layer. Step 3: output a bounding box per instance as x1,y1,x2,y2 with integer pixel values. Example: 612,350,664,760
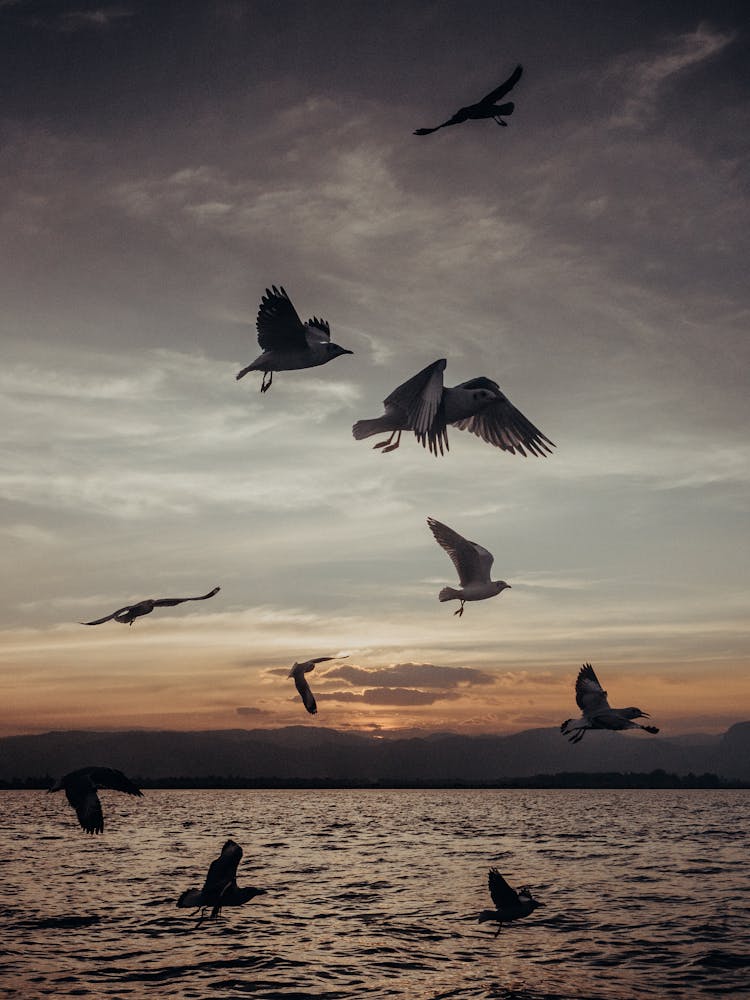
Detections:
1,0,748,737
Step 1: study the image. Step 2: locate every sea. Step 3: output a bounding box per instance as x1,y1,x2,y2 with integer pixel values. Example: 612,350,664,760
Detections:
1,788,748,999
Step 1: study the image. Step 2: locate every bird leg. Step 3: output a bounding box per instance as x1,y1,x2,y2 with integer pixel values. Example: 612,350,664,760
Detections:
494,923,503,937
493,117,508,127
193,906,209,929
453,601,465,617
373,431,401,453
260,371,273,393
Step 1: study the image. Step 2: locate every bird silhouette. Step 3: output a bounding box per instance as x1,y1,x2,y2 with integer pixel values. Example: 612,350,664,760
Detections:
48,766,143,834
288,655,348,715
478,868,544,936
427,517,510,616
177,839,266,927
352,358,553,457
414,65,523,135
236,285,352,391
80,586,220,626
560,663,660,743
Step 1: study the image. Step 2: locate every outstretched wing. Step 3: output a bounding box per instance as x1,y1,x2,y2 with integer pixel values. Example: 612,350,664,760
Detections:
64,775,104,834
384,359,448,455
427,517,494,586
575,663,610,713
451,389,555,456
488,868,519,909
87,767,143,797
152,587,221,608
305,317,331,344
256,286,308,351
478,65,523,105
202,840,243,896
79,606,132,626
294,674,317,714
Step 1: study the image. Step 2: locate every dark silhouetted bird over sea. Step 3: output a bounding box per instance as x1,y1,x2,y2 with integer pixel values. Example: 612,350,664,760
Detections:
177,839,267,927
288,654,348,714
79,586,220,626
48,766,143,834
478,868,544,936
236,285,352,391
560,663,660,743
353,358,554,457
414,64,523,135
427,517,510,616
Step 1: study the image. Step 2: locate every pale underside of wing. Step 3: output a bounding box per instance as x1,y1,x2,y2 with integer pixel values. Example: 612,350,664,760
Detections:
256,286,308,352
383,360,446,443
451,394,555,456
427,518,494,586
575,663,610,713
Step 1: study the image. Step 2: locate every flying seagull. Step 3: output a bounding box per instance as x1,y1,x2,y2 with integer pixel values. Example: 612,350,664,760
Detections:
235,285,353,392
177,839,267,927
560,663,660,744
48,766,143,834
80,586,220,626
478,868,544,936
288,655,348,715
414,65,523,135
427,517,510,616
352,358,553,457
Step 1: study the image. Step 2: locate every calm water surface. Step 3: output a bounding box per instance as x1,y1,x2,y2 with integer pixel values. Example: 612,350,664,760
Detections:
1,789,748,999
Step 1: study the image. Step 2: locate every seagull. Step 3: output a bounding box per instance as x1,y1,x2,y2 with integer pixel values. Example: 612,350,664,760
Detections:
560,663,660,744
80,586,220,626
177,839,267,927
414,64,523,135
478,868,544,936
48,766,143,834
352,358,554,457
235,285,353,392
427,517,510,616
288,655,348,715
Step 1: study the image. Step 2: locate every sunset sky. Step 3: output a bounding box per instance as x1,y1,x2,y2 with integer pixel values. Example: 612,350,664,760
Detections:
1,0,748,739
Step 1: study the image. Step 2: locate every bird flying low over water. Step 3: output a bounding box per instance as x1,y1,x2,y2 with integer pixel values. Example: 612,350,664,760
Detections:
352,358,554,457
414,64,523,135
80,587,220,626
235,285,353,392
288,655,348,715
560,663,660,744
478,868,544,936
177,839,266,927
427,517,510,616
48,767,143,834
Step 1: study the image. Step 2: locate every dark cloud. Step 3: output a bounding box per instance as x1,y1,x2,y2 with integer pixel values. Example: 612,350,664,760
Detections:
323,662,493,688
321,687,459,706
235,706,269,717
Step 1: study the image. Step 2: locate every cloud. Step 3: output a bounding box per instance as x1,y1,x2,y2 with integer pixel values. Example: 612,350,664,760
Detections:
323,661,494,688
322,687,459,706
235,706,269,717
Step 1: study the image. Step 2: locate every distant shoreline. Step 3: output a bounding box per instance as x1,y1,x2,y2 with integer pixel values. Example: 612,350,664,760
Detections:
3,770,749,790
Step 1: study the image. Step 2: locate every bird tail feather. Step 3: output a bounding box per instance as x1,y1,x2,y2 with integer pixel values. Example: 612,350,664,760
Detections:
438,587,461,603
352,418,387,440
236,362,259,381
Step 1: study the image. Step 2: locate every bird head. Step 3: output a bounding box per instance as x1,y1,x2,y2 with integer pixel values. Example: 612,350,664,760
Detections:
623,707,649,720
326,343,353,359
494,581,511,595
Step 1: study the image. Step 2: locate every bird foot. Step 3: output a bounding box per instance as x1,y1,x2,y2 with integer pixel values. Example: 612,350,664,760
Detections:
260,373,273,392
454,603,465,617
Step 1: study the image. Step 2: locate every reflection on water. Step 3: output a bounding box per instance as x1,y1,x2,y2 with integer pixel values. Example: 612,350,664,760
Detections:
1,788,748,998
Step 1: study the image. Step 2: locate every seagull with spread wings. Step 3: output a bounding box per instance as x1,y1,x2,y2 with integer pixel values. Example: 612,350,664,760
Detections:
414,64,523,135
80,586,220,626
177,839,267,928
560,663,660,744
288,655,348,715
235,285,352,392
48,766,143,834
478,868,544,936
352,358,553,457
427,517,510,616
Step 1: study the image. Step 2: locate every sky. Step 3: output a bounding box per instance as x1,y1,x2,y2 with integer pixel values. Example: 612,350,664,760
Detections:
1,0,748,739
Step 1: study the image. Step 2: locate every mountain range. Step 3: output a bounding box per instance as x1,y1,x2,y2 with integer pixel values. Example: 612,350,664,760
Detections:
1,722,749,782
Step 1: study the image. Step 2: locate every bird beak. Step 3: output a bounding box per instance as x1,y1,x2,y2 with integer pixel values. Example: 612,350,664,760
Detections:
341,348,354,355
641,712,650,718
